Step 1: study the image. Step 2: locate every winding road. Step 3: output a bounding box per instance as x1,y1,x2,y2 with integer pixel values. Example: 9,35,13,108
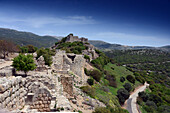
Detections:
126,82,149,113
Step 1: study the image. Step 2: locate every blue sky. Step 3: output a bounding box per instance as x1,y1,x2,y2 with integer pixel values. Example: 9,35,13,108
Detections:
0,0,170,47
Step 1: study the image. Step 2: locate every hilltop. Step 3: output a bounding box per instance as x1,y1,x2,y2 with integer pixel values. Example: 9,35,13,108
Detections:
0,28,58,48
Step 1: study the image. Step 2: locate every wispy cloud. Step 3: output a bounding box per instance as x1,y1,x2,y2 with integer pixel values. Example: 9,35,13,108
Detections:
0,15,95,28
95,32,168,46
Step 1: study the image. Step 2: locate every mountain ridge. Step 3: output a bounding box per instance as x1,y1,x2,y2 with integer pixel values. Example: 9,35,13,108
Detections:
0,28,58,48
0,28,169,51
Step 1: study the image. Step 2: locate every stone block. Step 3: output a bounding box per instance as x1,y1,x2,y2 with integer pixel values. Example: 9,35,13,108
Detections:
0,84,6,93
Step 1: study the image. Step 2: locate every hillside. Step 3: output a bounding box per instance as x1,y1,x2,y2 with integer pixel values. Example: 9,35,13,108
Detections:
0,28,58,48
104,49,170,113
89,40,170,52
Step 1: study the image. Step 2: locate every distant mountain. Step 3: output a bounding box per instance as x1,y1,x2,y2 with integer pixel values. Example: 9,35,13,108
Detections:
0,28,58,48
0,28,169,51
89,40,155,50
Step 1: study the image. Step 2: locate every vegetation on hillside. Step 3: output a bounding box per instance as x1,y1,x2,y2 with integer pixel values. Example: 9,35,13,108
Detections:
104,49,170,113
0,28,58,48
81,49,141,112
55,40,88,54
19,45,38,53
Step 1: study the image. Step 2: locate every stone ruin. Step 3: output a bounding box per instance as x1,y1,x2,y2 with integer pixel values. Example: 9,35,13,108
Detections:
51,50,87,84
65,34,88,43
0,73,57,112
60,75,74,97
0,35,106,112
30,88,52,112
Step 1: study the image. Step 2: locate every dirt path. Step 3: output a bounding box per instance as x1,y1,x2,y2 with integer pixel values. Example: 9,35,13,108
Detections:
123,82,149,113
0,61,13,69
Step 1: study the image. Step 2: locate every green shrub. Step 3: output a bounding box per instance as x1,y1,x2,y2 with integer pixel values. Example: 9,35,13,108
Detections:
60,107,64,111
87,78,94,85
84,54,90,61
84,68,90,76
117,88,130,105
120,76,125,83
12,54,36,76
36,48,54,66
145,100,157,109
93,107,111,113
26,45,37,53
80,86,95,98
123,83,132,92
138,91,148,102
43,54,53,66
90,70,102,82
126,75,135,84
19,46,28,53
135,76,145,84
105,73,117,88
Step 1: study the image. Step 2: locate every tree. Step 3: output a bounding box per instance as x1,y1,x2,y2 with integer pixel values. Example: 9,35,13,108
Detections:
19,46,28,53
126,75,135,84
90,70,102,82
138,91,148,102
123,83,132,92
12,54,36,76
117,88,130,104
26,45,37,53
0,40,18,58
120,76,125,83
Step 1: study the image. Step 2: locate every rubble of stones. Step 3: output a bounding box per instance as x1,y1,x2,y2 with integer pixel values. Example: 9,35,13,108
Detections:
0,36,106,113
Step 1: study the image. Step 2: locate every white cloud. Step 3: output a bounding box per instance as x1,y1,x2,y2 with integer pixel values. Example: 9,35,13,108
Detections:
97,32,156,40
95,32,167,46
0,15,95,28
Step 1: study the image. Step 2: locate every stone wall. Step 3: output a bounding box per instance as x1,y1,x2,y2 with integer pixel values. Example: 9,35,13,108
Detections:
52,50,86,84
0,73,57,112
30,88,52,112
61,76,73,97
70,55,85,82
0,77,27,110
